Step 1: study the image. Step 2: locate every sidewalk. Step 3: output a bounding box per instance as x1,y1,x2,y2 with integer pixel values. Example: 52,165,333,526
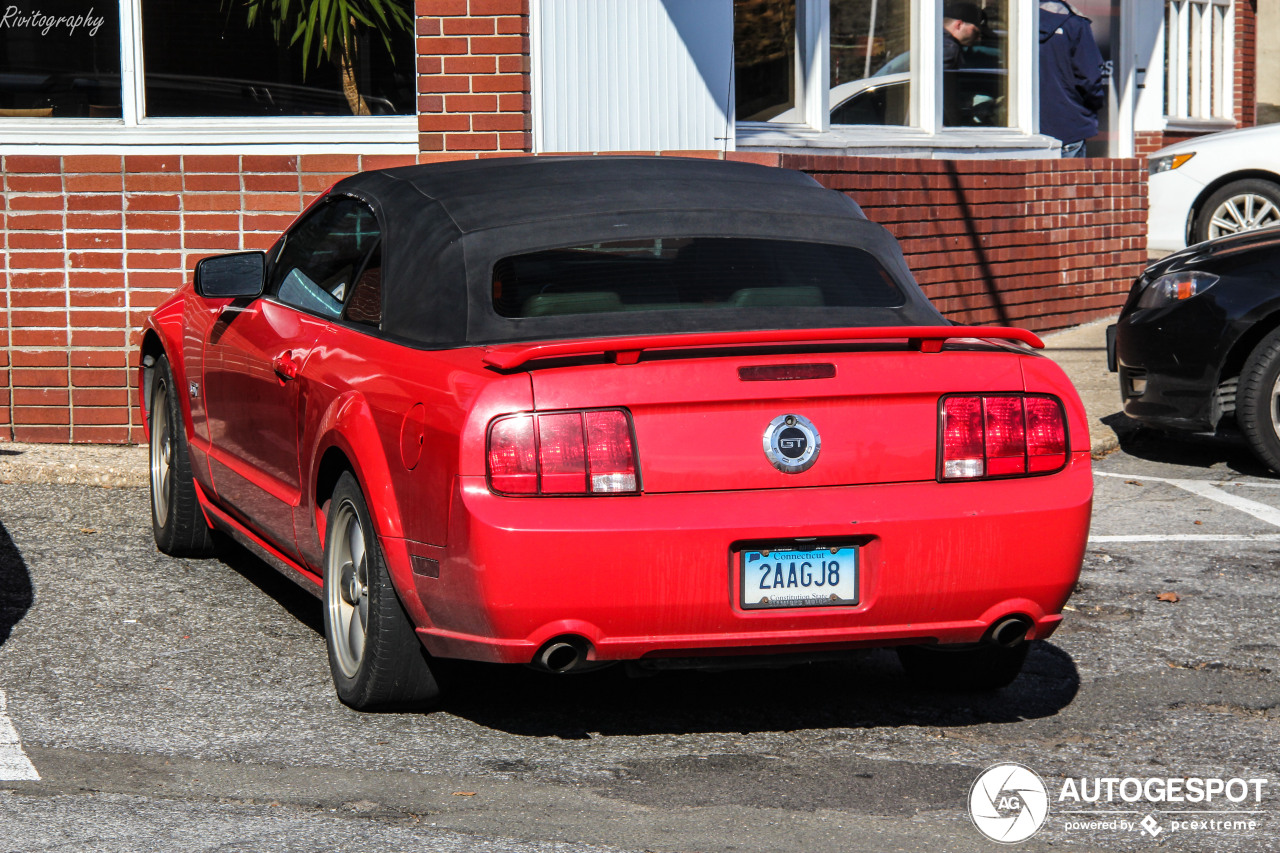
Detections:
0,319,1127,489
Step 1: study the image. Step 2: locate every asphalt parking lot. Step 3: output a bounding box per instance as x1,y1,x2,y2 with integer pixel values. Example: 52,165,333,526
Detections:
0,419,1278,852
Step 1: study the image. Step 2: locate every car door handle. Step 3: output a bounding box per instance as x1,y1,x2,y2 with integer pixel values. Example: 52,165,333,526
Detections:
273,352,300,382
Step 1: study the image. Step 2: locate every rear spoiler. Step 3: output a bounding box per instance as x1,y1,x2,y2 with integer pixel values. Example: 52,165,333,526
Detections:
482,325,1044,370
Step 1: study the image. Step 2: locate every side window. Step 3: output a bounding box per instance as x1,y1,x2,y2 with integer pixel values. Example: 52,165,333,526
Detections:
343,242,383,328
270,197,380,319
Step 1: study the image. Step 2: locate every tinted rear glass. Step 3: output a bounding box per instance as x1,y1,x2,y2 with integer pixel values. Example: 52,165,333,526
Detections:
492,237,906,319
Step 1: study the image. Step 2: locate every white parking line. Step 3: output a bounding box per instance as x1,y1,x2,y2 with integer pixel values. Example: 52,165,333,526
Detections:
0,689,39,781
1095,471,1280,529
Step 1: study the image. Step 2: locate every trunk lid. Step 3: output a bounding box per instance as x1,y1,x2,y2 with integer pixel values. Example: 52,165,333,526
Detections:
525,345,1029,493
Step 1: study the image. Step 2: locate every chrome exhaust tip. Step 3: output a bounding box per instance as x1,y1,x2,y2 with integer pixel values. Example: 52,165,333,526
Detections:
533,636,591,673
988,615,1033,649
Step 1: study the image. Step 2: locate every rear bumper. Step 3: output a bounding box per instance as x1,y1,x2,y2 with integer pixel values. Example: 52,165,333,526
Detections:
407,456,1092,664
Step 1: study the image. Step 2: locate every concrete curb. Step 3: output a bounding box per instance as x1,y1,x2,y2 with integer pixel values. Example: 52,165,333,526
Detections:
0,442,147,489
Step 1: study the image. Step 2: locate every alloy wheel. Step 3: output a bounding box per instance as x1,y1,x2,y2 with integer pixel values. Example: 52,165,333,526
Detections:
327,500,370,679
150,381,172,528
1207,193,1280,240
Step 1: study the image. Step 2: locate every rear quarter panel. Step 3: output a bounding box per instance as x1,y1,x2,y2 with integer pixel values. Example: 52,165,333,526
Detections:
1019,353,1091,454
296,328,531,566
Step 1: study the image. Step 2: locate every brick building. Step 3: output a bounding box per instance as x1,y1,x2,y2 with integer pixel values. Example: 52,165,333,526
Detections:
0,0,1261,443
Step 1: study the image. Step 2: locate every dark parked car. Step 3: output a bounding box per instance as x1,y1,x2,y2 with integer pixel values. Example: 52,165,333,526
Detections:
1110,227,1280,470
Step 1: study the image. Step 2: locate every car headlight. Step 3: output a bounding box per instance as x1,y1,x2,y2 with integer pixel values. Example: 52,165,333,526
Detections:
1148,152,1196,175
1136,270,1219,308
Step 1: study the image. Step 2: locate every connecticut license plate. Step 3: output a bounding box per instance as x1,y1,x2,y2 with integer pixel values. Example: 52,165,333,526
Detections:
739,546,858,609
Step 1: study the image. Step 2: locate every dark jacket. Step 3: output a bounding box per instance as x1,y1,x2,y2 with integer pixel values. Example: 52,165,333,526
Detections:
943,30,964,69
1039,8,1106,144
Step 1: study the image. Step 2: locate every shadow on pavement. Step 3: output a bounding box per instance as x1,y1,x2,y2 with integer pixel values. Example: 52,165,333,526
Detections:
0,519,33,647
1104,414,1280,478
210,533,325,636
436,641,1079,738
208,530,1080,737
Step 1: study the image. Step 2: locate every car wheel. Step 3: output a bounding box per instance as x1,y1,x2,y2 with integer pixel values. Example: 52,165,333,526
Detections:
149,355,214,557
323,471,441,711
896,642,1029,691
1194,179,1280,244
1235,329,1280,474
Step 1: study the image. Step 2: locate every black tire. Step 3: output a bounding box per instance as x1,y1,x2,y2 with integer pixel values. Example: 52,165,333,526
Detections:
1236,328,1280,474
149,355,214,557
897,642,1029,691
1193,179,1280,244
323,471,441,711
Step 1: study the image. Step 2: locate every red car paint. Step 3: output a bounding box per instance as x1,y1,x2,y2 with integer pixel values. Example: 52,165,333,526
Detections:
141,291,1091,665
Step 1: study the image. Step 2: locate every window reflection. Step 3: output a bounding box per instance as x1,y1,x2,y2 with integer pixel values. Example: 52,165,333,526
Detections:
830,0,911,126
734,0,796,121
943,0,1009,127
143,0,414,117
0,1,120,117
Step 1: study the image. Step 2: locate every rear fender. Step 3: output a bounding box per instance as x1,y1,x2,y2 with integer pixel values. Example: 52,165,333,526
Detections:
1019,355,1091,455
305,393,430,626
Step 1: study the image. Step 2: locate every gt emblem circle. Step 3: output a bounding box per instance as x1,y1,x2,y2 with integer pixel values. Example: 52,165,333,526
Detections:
763,414,821,474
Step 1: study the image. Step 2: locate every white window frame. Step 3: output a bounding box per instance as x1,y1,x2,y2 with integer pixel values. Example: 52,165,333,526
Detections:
0,0,416,153
1162,0,1234,126
735,0,1054,158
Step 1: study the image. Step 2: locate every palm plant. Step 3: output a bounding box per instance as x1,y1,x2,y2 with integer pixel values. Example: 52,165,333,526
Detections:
233,0,413,116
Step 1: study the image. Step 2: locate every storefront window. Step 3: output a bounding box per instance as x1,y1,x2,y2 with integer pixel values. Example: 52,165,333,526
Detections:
143,0,415,117
0,2,121,117
830,0,911,126
734,0,796,121
942,0,1009,127
1164,0,1232,120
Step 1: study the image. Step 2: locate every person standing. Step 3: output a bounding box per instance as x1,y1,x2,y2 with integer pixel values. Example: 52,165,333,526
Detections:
943,2,989,69
1039,0,1106,157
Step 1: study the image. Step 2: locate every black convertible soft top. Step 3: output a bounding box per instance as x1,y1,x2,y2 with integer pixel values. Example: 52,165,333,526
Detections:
328,156,944,347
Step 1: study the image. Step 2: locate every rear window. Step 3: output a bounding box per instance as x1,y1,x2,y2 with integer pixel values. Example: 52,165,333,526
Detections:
491,237,906,318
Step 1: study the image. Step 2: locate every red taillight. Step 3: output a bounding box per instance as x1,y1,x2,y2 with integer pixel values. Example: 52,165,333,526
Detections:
537,412,587,493
1025,396,1068,472
487,409,639,496
984,395,1027,476
942,396,985,479
487,415,538,494
940,394,1067,481
584,409,637,493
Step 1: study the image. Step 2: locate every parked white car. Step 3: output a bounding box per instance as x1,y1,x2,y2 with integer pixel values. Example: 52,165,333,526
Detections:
1148,123,1280,253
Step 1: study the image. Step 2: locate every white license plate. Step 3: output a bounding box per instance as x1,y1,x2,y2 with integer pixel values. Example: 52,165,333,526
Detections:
740,546,859,609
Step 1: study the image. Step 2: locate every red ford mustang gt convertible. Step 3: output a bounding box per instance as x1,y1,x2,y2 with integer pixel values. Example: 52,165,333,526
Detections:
139,157,1091,710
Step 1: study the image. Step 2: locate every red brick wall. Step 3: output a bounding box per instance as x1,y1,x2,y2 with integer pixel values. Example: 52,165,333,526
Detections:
1,153,416,444
1236,0,1257,127
0,152,1145,444
1134,130,1203,158
416,0,531,156
756,154,1147,331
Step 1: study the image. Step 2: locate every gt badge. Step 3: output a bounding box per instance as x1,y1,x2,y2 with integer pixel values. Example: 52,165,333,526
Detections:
763,414,820,474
